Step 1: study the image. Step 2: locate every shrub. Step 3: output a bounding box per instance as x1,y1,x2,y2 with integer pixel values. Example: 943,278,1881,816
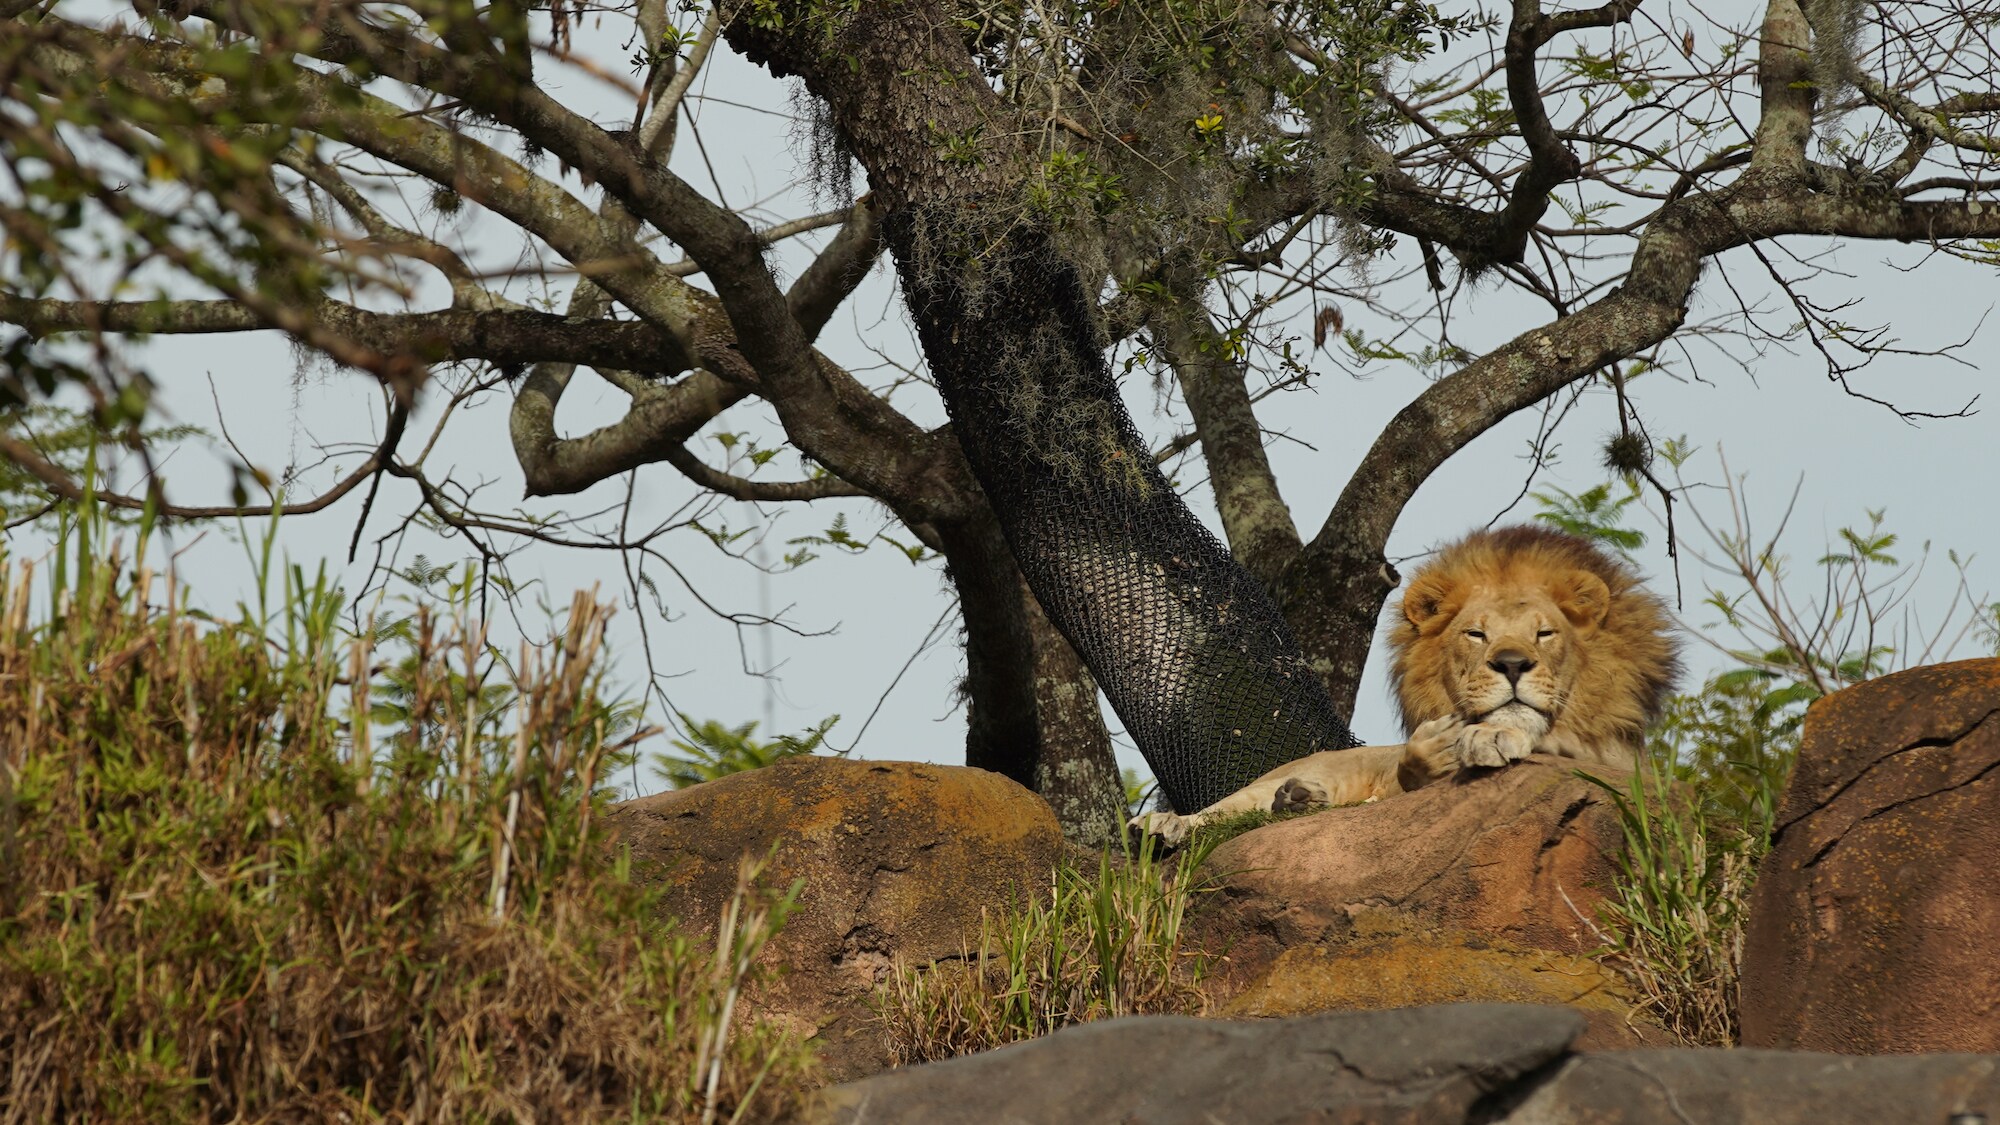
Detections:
0,511,814,1122
653,714,841,790
876,837,1215,1065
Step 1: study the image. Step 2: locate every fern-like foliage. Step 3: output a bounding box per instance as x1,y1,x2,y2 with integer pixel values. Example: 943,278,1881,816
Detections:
652,713,841,789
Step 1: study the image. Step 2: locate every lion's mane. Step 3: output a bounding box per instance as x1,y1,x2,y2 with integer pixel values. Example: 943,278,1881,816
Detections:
1386,526,1681,761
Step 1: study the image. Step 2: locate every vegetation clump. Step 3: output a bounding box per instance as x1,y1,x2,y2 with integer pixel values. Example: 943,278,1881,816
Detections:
0,508,814,1123
1564,467,2000,1047
877,836,1217,1065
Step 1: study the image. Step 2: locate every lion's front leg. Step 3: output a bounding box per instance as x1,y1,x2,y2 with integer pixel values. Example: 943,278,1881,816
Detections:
1398,715,1465,791
1399,717,1539,790
1127,784,1269,847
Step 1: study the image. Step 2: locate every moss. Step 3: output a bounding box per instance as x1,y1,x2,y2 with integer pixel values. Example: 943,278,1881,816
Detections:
1187,805,1315,850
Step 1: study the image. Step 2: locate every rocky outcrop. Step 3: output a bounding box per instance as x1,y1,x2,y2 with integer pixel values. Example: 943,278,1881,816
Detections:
1741,656,2000,1052
1190,756,1665,1047
607,758,1064,1079
803,1003,2000,1125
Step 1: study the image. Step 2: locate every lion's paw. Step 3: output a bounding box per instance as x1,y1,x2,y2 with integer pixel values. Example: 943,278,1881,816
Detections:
1271,777,1330,814
1408,715,1466,773
1456,723,1534,769
1128,811,1195,848
1397,715,1468,790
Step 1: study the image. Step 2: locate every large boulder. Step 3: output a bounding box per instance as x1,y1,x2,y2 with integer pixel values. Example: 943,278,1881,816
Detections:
606,758,1063,1078
804,1003,1586,1125
803,1002,2000,1124
1741,657,2000,1052
1191,755,1665,1047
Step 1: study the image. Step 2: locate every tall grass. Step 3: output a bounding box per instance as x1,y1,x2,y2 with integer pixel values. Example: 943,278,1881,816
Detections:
0,506,813,1122
877,837,1216,1065
1583,752,1775,1047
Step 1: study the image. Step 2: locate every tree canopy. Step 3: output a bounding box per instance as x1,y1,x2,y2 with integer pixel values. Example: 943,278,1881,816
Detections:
3,0,1996,838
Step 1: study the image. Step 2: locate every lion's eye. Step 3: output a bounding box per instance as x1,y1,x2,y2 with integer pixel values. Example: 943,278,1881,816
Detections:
1464,630,1485,640
1536,629,1555,639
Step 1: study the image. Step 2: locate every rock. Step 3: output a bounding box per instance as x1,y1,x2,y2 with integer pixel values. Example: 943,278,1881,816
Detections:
1501,1048,2000,1124
1218,938,1667,1052
606,758,1063,1079
804,1003,1586,1125
1190,756,1663,1047
803,1001,2000,1125
1741,657,2000,1052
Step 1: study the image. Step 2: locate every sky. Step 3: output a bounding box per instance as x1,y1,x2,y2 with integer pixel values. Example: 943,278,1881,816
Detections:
8,9,1996,799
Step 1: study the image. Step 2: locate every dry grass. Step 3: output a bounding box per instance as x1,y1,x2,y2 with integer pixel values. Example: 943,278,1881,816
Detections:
876,837,1215,1066
1583,757,1765,1047
0,509,814,1122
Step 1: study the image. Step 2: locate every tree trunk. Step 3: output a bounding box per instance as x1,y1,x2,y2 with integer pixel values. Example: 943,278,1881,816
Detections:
1276,538,1400,725
938,513,1123,844
730,6,1357,813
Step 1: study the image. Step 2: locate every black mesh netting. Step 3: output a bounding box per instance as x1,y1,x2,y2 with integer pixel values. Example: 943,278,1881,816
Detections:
888,216,1361,813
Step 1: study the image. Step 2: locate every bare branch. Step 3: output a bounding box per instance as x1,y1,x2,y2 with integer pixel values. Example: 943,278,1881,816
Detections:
0,404,407,521
785,196,884,340
649,2,722,136
1150,297,1302,588
515,370,748,497
1861,77,2000,156
0,294,692,375
665,206,856,277
659,443,867,502
1491,0,1587,265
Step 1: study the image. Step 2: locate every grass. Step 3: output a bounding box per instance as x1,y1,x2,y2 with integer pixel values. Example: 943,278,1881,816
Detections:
0,505,815,1122
1582,754,1774,1047
1184,806,1317,852
875,835,1218,1065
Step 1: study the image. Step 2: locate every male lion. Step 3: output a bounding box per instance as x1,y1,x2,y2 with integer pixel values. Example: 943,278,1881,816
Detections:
1131,526,1680,845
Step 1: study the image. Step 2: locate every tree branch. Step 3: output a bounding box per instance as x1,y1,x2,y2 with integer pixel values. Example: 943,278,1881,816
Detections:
261,13,959,517
1749,0,1814,179
784,195,885,337
659,443,867,502
1488,0,1587,266
0,294,692,374
1150,296,1302,589
1277,178,1758,714
0,404,407,520
1860,78,2000,157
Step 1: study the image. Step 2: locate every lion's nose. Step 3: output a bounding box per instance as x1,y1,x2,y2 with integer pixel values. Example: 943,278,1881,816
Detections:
1490,652,1536,684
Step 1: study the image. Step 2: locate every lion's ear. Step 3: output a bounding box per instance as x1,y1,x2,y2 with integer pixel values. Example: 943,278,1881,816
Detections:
1401,571,1459,631
1554,570,1612,629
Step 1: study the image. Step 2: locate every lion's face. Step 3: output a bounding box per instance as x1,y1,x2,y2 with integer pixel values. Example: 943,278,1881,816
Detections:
1386,527,1676,765
1418,583,1603,739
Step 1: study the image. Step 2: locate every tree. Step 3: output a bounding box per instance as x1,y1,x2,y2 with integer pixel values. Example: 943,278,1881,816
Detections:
3,0,1996,840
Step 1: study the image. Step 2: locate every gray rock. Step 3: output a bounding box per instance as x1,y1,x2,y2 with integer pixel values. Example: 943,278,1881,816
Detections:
806,1002,2000,1124
1499,1049,2000,1124
805,1003,1585,1125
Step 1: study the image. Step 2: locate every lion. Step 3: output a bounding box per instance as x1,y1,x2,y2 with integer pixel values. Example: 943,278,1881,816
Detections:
1131,526,1680,845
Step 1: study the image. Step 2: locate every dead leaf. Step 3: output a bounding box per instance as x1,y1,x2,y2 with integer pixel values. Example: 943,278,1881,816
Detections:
1313,304,1344,350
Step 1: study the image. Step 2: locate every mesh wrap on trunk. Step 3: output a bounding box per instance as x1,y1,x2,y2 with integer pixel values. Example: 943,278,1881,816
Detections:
889,216,1361,812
